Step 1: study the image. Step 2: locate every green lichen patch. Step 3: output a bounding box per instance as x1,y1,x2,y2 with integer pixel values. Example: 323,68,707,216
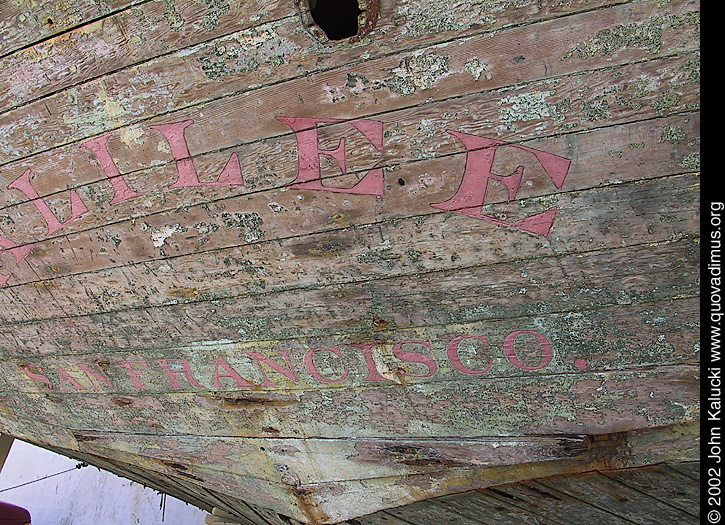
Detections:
680,52,700,85
393,0,469,39
498,91,561,128
195,22,298,80
562,11,700,62
385,53,451,95
220,212,266,243
651,90,682,115
163,0,185,32
201,0,231,30
679,151,700,170
579,97,610,121
660,124,687,144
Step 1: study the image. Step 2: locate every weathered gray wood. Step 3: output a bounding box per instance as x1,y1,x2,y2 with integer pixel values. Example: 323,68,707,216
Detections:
482,481,633,524
600,464,700,515
0,0,700,522
355,460,701,525
537,471,699,524
668,461,700,481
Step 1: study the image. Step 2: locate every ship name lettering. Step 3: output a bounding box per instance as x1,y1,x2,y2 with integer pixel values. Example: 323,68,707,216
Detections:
0,116,572,287
16,330,558,392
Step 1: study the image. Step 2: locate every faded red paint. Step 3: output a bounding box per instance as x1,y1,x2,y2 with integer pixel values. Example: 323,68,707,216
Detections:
212,356,255,388
304,346,351,383
392,341,438,378
82,134,144,204
157,359,205,390
15,331,561,392
0,116,572,287
0,236,32,286
119,360,152,389
57,366,85,391
503,330,554,371
9,168,88,236
446,335,493,375
276,117,385,196
150,120,245,188
77,363,114,390
247,350,298,387
350,343,389,382
431,131,572,237
19,364,53,390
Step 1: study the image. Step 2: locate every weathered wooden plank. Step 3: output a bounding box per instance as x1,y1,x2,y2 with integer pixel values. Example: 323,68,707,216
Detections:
0,219,699,338
0,405,697,524
417,460,702,525
0,272,699,412
0,114,699,334
41,442,219,514
0,172,700,359
0,0,702,520
0,363,698,438
64,433,590,485
0,0,699,192
0,0,656,164
0,258,699,378
0,0,148,57
599,464,700,515
536,471,699,523
43,442,290,525
344,512,416,525
385,495,509,525
478,481,633,524
669,461,700,480
0,0,292,113
0,99,700,291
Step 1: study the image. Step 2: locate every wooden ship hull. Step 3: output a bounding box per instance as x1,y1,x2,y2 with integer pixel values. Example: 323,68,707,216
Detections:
0,0,699,523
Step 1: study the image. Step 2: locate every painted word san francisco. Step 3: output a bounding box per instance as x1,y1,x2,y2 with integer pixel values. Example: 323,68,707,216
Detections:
0,116,572,286
13,331,557,393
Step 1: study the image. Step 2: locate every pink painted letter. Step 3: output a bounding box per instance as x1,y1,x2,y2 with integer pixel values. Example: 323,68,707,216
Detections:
431,131,571,237
277,117,384,196
0,236,33,287
446,335,493,375
9,169,89,236
150,120,244,189
304,346,350,383
503,330,554,371
392,340,438,378
157,359,204,390
246,350,298,387
212,356,254,388
82,134,144,205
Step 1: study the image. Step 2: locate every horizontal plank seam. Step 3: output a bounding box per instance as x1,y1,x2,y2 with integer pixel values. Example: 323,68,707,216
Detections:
0,233,701,329
0,121,701,290
0,0,152,60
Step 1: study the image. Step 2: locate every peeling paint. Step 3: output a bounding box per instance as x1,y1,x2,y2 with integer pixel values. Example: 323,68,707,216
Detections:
151,223,188,247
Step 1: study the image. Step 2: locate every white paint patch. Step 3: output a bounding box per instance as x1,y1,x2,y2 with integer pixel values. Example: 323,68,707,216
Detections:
151,224,186,247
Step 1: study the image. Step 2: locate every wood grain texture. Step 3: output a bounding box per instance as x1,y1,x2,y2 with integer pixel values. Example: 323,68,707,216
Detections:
0,0,148,57
0,0,700,522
